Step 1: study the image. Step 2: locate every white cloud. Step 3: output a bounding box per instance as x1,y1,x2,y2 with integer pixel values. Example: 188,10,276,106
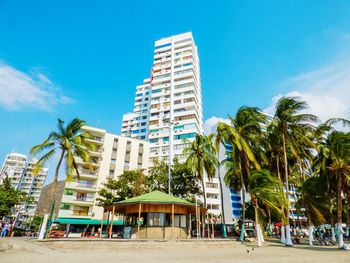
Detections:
204,116,230,135
0,61,73,111
264,59,350,122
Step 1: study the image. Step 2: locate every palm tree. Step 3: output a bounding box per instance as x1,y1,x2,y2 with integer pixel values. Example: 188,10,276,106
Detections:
295,174,326,245
248,169,285,246
184,133,217,207
326,131,350,248
184,133,218,237
218,106,267,241
313,118,350,247
271,97,318,246
30,118,95,237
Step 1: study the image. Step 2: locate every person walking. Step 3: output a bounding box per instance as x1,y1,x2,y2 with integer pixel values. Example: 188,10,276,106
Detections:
1,222,9,237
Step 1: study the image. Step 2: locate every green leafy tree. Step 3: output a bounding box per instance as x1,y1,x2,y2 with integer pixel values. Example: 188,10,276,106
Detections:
96,170,148,206
147,159,201,200
0,177,31,217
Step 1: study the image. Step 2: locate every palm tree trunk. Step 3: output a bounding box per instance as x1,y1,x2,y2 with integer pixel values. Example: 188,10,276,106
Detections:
239,181,246,241
307,208,313,246
254,200,262,247
217,149,227,238
337,173,344,248
201,178,206,238
281,131,293,246
276,153,281,180
45,149,65,238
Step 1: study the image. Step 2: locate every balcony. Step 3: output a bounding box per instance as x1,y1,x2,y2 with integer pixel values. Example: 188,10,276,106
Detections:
58,209,93,219
86,136,104,145
65,182,97,192
61,194,95,205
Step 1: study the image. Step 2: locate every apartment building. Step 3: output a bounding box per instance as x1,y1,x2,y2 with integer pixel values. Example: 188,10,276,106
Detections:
121,32,203,164
57,126,149,222
0,152,48,226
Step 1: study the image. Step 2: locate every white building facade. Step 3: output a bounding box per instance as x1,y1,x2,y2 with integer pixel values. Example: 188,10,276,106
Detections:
120,33,225,217
57,126,149,221
0,153,48,226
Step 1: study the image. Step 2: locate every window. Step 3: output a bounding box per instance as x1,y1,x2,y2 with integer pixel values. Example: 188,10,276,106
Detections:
184,97,195,103
151,103,161,109
64,189,74,196
163,137,169,142
149,129,159,134
174,100,181,105
73,206,89,216
112,148,117,154
60,203,70,210
174,125,184,131
140,129,147,133
150,147,159,153
150,138,159,143
109,170,114,176
111,159,116,164
150,120,159,125
174,133,195,140
154,43,171,50
147,212,164,226
140,136,146,140
127,141,132,145
175,114,196,121
141,122,147,126
206,182,218,188
132,130,140,134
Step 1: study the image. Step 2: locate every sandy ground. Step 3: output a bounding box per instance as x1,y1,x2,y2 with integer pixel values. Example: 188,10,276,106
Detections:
1,238,350,263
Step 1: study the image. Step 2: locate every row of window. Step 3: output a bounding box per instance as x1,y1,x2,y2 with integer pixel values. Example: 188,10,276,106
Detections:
149,133,195,143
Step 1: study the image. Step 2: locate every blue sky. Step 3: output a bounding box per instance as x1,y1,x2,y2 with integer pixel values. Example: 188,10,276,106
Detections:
1,1,350,183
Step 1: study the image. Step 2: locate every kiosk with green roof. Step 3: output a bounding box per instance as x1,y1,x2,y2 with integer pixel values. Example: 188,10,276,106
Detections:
104,190,206,239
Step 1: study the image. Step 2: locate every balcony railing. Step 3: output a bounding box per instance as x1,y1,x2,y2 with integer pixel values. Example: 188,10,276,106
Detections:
77,183,96,189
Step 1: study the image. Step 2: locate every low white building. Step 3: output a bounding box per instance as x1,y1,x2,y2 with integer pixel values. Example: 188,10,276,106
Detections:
57,126,149,222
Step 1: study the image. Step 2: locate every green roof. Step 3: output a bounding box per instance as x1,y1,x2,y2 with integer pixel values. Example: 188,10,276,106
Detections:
114,190,194,206
53,218,123,225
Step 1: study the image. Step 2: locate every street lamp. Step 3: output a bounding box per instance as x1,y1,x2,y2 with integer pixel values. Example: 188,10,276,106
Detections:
162,118,178,195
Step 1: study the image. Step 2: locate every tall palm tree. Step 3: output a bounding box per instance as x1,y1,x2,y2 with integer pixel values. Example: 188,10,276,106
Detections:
271,97,318,246
248,169,285,246
184,133,218,207
218,106,267,241
184,133,218,238
313,118,350,247
30,118,95,237
326,131,350,248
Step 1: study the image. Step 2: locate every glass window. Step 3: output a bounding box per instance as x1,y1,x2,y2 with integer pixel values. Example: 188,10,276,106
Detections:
60,203,70,210
64,189,74,195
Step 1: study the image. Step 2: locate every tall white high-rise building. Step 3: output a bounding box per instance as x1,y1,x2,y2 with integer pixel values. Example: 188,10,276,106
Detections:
0,153,48,227
121,32,203,165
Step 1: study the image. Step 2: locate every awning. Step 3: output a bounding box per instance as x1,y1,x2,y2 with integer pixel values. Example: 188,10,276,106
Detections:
53,218,123,225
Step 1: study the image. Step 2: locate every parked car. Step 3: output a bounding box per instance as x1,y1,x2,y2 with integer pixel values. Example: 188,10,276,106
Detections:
49,230,65,238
